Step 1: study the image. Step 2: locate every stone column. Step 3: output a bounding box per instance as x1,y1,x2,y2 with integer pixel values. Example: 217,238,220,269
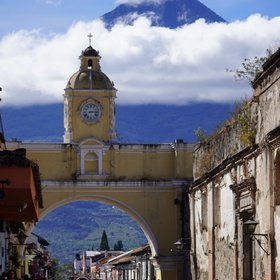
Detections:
152,256,182,280
63,95,73,143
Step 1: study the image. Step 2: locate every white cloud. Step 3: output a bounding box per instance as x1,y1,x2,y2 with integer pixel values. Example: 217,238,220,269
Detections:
39,0,62,6
0,14,280,107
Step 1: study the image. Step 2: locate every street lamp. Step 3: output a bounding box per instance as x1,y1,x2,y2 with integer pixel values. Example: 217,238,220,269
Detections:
173,238,191,254
173,238,191,280
243,219,258,233
243,219,270,255
174,239,185,252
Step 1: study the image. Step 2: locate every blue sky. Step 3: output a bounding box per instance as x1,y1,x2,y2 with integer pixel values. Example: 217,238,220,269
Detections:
0,0,280,106
0,0,111,36
0,0,278,36
200,0,279,21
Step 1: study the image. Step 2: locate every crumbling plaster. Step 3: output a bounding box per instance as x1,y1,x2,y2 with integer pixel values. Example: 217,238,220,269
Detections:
190,49,280,279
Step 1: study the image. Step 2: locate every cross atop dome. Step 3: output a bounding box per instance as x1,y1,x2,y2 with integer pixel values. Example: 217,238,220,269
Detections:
88,33,93,46
80,33,99,57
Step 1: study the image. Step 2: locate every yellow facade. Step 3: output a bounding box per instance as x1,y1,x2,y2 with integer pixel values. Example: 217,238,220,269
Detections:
6,44,193,279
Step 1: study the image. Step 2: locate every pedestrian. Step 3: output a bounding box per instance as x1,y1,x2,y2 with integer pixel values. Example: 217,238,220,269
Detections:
34,271,45,280
7,270,17,280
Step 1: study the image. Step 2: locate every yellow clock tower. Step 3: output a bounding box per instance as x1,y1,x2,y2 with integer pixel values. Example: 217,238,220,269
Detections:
6,36,194,280
63,40,117,144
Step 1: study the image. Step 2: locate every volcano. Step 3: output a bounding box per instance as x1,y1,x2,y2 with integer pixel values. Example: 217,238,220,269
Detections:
101,0,226,29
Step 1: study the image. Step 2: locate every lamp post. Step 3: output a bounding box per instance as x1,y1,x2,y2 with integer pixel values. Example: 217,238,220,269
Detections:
243,219,258,233
174,239,185,252
243,219,272,280
173,238,191,280
243,219,270,255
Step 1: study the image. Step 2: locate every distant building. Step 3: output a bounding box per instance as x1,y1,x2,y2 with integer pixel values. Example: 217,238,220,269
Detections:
100,244,153,280
72,245,154,280
73,250,123,279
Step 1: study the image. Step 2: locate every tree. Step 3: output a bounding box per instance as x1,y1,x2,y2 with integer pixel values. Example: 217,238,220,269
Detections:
194,127,208,143
100,230,110,251
48,259,74,280
226,48,274,84
75,253,81,260
113,240,124,251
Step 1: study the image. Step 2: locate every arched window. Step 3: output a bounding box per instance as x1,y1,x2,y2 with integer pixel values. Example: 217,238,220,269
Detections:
84,152,98,174
88,59,93,69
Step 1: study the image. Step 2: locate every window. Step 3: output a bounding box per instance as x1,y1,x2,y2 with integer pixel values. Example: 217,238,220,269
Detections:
275,151,280,205
88,59,93,69
214,185,221,226
201,190,208,230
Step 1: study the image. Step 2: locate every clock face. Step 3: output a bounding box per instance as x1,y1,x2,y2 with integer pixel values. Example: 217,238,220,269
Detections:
80,102,102,123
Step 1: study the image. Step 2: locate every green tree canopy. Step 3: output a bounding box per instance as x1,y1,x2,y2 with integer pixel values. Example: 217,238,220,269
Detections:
75,253,81,260
113,240,124,251
100,230,110,251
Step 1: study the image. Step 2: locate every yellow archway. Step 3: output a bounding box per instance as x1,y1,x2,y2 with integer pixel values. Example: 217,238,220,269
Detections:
6,43,193,279
7,139,192,280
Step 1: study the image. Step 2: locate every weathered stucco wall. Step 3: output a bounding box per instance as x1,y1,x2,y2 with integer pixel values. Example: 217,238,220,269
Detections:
190,48,280,279
275,207,280,280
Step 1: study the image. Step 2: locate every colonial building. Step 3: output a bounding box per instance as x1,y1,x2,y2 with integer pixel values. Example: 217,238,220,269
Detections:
25,232,51,279
190,48,280,279
73,250,123,279
5,40,194,280
0,148,44,277
101,244,154,280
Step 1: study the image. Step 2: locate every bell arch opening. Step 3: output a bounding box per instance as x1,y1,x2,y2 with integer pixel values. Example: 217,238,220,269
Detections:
87,59,93,69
